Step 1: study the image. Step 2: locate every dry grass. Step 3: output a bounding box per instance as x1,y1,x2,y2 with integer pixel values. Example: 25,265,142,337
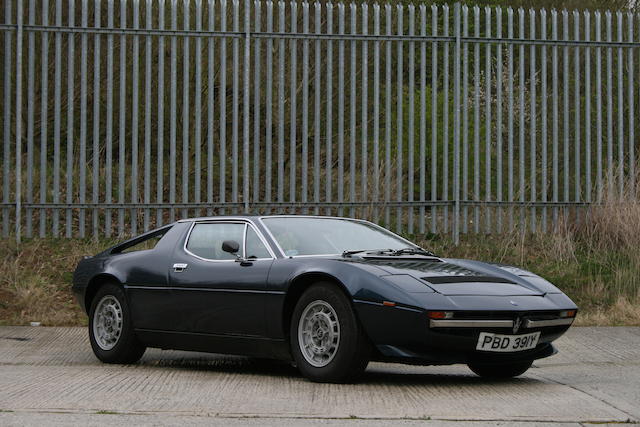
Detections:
0,239,116,326
573,296,640,326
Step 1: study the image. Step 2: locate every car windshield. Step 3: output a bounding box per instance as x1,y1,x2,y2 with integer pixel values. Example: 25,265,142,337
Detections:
261,217,413,256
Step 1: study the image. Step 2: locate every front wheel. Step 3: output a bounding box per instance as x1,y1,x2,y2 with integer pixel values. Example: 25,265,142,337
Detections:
88,283,146,364
290,282,370,383
468,360,533,379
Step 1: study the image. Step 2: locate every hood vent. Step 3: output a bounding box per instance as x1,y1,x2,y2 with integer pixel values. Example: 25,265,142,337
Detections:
422,275,516,284
362,257,443,263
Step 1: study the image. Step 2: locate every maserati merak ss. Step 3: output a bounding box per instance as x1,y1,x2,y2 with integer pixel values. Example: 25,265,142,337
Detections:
72,215,577,383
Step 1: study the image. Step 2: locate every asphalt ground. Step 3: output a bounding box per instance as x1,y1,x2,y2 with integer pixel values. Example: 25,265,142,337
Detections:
0,326,638,426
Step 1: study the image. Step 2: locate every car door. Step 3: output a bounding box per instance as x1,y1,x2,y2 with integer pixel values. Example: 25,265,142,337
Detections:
168,220,275,337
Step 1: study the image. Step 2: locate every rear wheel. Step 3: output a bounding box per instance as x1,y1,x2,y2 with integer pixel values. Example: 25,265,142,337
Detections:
468,360,533,379
88,283,146,364
290,282,370,383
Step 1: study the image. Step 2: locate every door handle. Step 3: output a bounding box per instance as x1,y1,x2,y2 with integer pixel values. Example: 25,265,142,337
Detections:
173,263,188,272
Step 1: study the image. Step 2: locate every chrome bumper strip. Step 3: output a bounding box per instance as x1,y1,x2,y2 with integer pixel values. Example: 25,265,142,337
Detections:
429,319,514,328
429,318,575,328
524,318,574,328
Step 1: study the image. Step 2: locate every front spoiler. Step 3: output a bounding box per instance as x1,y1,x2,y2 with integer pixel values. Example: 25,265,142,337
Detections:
374,342,558,366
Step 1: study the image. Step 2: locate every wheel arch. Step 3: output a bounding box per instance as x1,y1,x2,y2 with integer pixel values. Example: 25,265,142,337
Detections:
281,272,356,340
84,273,123,314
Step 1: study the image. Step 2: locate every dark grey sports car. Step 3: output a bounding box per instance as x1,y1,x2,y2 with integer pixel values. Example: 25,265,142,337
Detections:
72,215,577,383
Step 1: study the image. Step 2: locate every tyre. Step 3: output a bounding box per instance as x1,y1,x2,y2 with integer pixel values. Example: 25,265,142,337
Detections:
88,282,146,364
468,360,533,379
290,282,370,383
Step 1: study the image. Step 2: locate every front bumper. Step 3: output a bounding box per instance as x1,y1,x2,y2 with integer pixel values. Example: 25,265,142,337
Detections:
354,300,573,366
375,341,558,365
375,323,568,365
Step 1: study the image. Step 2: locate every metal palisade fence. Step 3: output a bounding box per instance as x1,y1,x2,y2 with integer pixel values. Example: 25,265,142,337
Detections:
1,0,639,242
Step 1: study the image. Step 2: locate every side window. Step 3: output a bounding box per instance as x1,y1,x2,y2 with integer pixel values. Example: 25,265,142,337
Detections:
186,223,245,260
113,225,173,254
120,235,163,253
245,226,272,259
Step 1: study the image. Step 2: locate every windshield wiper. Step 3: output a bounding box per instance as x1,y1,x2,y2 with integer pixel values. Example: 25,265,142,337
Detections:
342,249,382,257
390,247,436,257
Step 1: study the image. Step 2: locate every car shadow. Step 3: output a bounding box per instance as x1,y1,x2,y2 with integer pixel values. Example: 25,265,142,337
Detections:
138,352,543,386
358,369,542,387
140,353,300,377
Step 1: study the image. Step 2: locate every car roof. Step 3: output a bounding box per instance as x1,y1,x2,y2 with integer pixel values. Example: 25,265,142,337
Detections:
177,214,361,223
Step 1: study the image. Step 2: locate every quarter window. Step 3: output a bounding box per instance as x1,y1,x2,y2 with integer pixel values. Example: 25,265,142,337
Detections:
186,223,245,260
245,226,271,259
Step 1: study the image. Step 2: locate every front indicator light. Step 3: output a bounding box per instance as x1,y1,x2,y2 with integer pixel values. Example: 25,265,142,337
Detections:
560,310,577,318
427,311,454,319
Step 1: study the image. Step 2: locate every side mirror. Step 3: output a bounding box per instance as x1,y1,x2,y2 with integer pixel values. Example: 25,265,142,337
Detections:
222,239,251,266
222,240,240,254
